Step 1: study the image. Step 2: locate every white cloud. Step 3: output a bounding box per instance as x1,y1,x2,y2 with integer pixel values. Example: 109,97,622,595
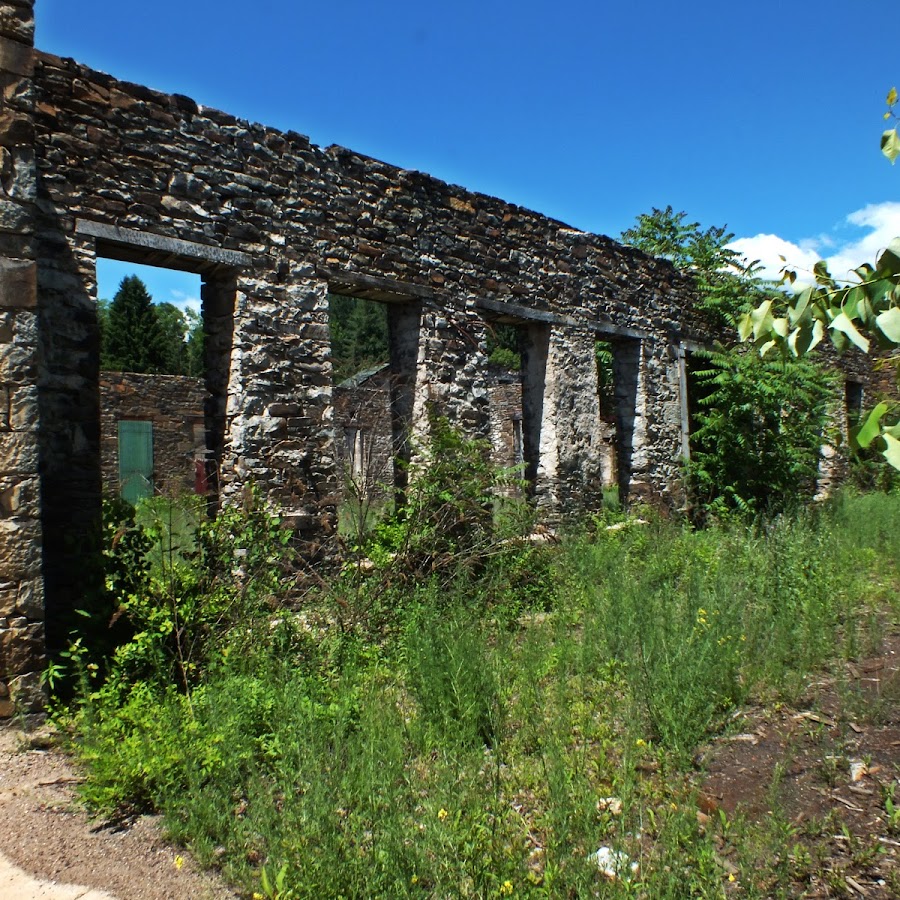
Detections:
728,233,820,285
169,289,201,315
728,201,900,290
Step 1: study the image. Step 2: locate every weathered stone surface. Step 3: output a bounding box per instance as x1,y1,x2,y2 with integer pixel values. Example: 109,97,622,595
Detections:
0,33,32,76
0,517,38,577
0,429,36,473
0,196,30,232
0,255,34,306
13,575,40,618
8,670,42,711
0,582,15,617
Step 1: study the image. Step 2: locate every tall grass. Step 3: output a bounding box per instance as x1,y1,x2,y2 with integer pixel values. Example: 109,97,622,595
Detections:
59,490,899,898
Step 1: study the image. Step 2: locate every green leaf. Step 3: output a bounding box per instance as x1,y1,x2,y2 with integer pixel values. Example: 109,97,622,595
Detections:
877,238,900,276
881,128,900,164
788,286,814,326
750,300,774,340
888,86,898,107
737,311,753,342
772,317,789,338
829,312,870,352
883,433,900,470
876,306,900,343
858,294,875,327
852,401,889,449
812,260,831,282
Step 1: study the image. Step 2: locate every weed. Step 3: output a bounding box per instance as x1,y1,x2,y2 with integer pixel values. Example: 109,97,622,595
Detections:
53,486,900,899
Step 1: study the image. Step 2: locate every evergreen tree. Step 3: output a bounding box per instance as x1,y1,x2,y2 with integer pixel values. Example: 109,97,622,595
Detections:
103,275,168,374
328,293,390,381
155,301,189,375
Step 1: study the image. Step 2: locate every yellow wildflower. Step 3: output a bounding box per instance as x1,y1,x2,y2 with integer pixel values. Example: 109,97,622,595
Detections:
174,855,185,870
438,808,448,821
499,879,514,896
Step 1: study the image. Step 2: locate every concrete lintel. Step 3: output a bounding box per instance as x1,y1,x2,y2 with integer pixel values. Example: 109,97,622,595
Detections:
477,297,577,327
326,270,433,304
75,220,252,270
591,320,650,341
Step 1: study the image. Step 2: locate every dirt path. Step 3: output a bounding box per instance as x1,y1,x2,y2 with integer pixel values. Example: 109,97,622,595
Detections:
0,726,238,900
697,627,900,897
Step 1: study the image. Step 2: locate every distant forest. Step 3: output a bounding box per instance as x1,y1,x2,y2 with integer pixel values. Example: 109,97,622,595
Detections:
327,294,391,383
328,294,526,382
99,274,203,377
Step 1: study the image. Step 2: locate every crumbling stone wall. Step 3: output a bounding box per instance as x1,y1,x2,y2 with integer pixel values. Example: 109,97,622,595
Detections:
99,371,208,498
332,366,394,507
1,0,891,716
0,0,44,716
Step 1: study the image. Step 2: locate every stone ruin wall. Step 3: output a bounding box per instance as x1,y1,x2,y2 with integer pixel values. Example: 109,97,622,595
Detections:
99,371,208,498
1,0,890,716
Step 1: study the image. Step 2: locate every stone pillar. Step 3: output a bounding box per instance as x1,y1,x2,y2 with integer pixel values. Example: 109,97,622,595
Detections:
0,0,43,716
545,326,606,518
610,337,647,503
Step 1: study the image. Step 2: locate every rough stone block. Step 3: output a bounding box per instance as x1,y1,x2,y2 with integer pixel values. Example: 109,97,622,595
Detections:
0,622,39,674
0,430,37,473
14,575,42,619
0,33,33,77
7,381,37,428
0,255,34,306
8,671,43,713
0,516,39,578
0,145,35,200
0,581,14,616
0,196,30,231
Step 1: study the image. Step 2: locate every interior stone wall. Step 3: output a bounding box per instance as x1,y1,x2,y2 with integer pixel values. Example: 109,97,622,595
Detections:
99,371,207,498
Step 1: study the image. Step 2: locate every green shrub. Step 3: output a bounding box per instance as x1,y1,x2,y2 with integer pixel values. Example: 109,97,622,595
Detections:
687,349,833,520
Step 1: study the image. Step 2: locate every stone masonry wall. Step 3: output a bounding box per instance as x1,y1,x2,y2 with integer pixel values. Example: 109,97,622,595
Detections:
332,367,394,508
0,0,893,715
0,0,43,716
99,371,207,498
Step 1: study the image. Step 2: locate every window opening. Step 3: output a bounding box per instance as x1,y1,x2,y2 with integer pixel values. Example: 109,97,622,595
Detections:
845,381,864,430
328,293,394,533
96,257,229,504
593,336,643,504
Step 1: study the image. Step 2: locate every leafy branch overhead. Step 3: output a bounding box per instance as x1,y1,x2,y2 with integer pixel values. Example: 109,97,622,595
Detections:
739,87,900,468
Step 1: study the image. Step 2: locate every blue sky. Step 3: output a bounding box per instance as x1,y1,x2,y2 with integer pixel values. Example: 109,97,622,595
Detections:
38,0,899,305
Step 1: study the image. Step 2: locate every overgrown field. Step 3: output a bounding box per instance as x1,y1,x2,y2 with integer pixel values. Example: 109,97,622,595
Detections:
52,489,900,899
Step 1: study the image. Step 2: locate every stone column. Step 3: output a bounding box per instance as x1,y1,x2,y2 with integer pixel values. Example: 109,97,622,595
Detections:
0,0,43,716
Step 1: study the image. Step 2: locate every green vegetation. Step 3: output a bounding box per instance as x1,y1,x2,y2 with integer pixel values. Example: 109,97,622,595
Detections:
328,293,390,382
100,275,203,376
50,414,900,897
741,88,900,470
622,207,833,518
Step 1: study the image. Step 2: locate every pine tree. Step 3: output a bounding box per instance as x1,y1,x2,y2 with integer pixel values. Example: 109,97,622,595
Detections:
102,275,168,373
